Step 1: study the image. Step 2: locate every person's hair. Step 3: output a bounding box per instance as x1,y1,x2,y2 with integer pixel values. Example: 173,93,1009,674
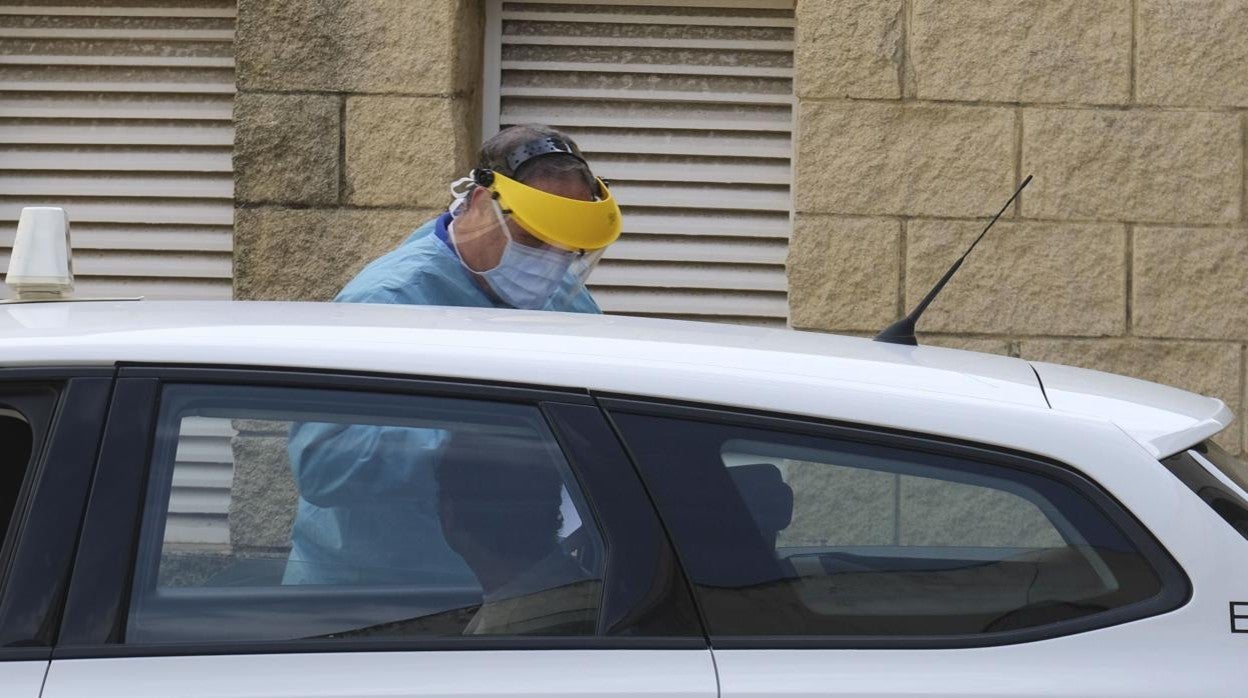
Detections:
477,124,596,191
435,431,564,560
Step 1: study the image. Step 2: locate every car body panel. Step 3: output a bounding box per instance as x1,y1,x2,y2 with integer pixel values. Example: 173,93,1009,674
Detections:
1032,361,1233,458
1192,450,1248,502
0,301,1046,410
0,662,47,698
0,376,113,652
712,424,1248,698
4,299,1245,698
0,304,1230,570
1,300,1224,452
40,650,718,698
715,626,1240,698
0,301,1228,465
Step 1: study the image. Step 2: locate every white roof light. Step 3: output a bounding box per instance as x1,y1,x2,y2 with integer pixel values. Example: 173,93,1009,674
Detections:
5,207,74,301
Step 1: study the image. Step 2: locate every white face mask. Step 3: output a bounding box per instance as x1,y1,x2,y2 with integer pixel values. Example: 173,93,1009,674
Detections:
451,194,577,309
480,236,575,309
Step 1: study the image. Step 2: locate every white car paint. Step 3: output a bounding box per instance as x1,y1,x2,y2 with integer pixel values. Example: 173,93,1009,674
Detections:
6,300,1245,698
1193,450,1248,503
42,650,717,698
0,301,1227,459
0,661,47,698
1034,360,1233,458
715,425,1248,698
0,302,1047,411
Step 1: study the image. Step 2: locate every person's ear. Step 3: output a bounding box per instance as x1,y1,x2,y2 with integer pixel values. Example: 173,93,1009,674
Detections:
464,185,494,212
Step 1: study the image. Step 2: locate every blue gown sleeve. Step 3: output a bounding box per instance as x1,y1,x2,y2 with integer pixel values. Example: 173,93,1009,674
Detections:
289,261,449,508
287,421,448,508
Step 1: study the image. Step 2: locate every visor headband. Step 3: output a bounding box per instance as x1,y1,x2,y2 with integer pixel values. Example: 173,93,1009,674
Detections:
504,136,587,176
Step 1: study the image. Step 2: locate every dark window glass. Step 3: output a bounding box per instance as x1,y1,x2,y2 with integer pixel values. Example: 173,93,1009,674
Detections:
612,411,1174,639
0,384,59,571
0,379,97,652
1194,440,1248,495
1161,442,1248,541
0,411,34,546
127,385,606,644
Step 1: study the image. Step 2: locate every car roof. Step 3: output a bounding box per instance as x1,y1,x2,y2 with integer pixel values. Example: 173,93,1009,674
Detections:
0,300,1230,457
0,299,1046,403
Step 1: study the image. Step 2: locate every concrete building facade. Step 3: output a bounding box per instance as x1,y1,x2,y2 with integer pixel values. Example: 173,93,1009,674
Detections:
230,0,1248,451
3,1,1246,453
787,1,1248,453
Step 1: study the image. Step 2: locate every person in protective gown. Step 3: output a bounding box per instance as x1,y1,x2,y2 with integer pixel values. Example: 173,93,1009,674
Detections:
282,125,622,585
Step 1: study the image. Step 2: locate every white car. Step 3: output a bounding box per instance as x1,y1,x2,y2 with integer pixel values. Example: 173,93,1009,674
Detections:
0,298,1245,698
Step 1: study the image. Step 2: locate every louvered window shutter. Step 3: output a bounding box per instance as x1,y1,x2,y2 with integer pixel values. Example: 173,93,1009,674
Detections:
2,2,238,548
483,0,795,326
1,1,235,301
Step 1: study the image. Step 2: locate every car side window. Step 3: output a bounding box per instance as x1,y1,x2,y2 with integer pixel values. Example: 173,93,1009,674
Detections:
610,408,1180,642
126,384,605,644
0,384,59,571
0,409,35,546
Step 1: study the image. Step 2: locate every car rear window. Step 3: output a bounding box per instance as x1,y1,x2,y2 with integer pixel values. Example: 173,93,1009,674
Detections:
1194,440,1248,494
1160,440,1248,541
610,407,1187,645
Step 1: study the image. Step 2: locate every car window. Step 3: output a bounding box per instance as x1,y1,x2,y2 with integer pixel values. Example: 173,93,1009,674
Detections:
0,377,112,654
0,408,35,547
1194,440,1248,494
725,442,1067,551
126,384,605,644
0,385,59,565
1161,441,1248,541
612,409,1176,641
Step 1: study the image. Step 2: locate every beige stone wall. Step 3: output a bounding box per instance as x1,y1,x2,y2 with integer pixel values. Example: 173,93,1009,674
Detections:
232,0,483,301
791,0,1248,453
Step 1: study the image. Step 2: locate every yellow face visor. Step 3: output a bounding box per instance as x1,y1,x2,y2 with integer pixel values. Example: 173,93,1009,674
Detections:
486,171,622,252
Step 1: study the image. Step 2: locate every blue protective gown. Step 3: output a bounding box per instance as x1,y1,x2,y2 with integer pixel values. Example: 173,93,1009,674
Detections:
284,214,600,585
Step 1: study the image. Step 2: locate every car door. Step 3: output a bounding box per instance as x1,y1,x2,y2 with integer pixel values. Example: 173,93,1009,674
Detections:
42,368,714,698
0,372,112,698
601,398,1243,698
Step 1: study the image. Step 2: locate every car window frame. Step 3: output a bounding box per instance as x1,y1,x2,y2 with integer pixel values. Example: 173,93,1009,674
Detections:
0,368,114,662
1160,444,1248,541
597,395,1192,650
54,365,705,660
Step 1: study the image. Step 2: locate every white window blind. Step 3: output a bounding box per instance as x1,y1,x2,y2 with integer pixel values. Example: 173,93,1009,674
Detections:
483,0,795,326
1,2,237,548
168,416,236,547
0,1,235,301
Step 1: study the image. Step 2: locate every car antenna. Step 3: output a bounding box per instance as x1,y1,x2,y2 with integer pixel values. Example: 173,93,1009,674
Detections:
873,175,1033,346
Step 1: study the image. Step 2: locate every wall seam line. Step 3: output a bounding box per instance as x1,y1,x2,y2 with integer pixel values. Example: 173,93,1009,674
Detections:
805,97,1240,114
794,213,1240,228
234,88,468,99
1125,224,1134,336
920,333,1243,345
337,95,347,206
898,217,908,318
1014,107,1024,218
1130,0,1138,104
1241,112,1247,224
832,333,1247,346
900,0,914,101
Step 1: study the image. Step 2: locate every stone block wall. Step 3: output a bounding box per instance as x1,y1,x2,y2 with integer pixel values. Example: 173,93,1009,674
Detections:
232,0,483,301
790,0,1248,453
